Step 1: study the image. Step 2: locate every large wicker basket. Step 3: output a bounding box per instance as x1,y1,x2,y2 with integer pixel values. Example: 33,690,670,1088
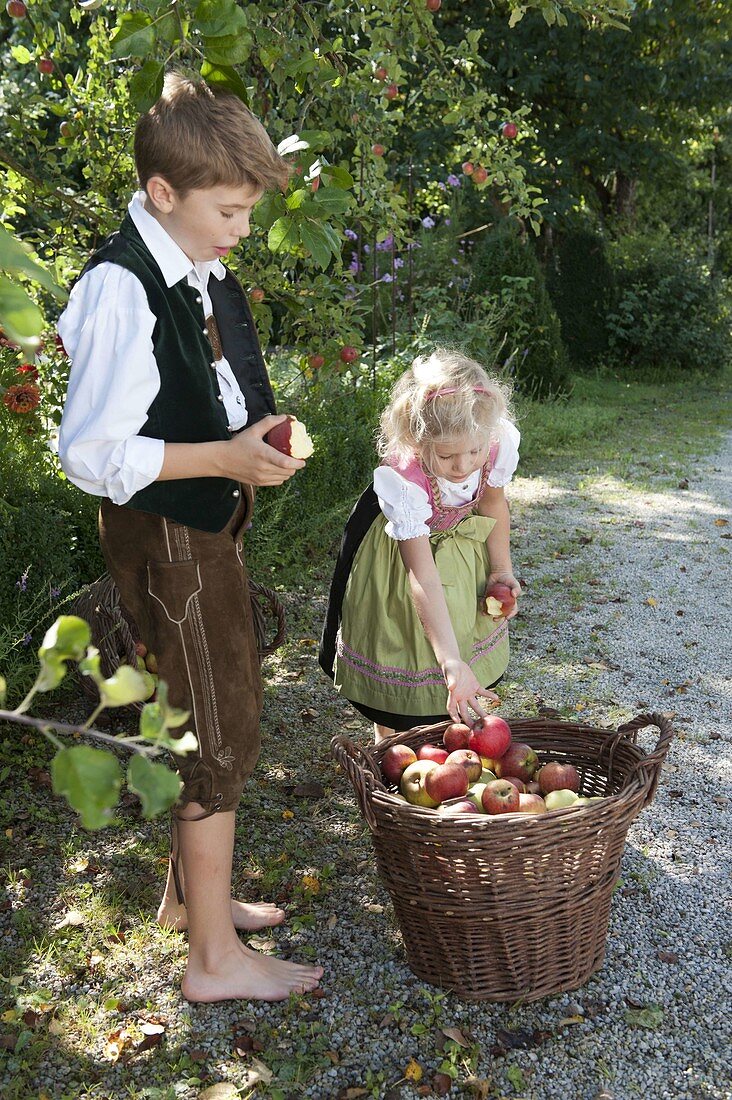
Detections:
332,712,673,1002
69,572,286,709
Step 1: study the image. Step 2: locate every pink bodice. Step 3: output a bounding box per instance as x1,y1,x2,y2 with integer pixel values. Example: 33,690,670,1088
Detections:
390,443,499,533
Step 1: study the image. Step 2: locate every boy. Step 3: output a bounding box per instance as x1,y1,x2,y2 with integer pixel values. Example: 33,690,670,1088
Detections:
58,73,322,1002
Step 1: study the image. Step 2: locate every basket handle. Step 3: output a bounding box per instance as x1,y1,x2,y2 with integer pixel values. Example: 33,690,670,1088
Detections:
331,735,387,831
614,711,674,805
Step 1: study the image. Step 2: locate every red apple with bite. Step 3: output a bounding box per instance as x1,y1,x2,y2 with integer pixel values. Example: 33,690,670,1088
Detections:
400,759,440,807
484,582,516,618
443,722,472,752
495,742,539,783
481,779,520,815
445,748,482,783
418,744,449,765
424,762,469,804
538,761,580,794
468,715,512,760
265,415,314,459
518,793,547,814
501,775,527,794
381,743,417,784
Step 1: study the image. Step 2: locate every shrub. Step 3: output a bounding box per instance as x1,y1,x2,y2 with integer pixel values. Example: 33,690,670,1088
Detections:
469,221,571,397
546,226,615,369
605,234,731,378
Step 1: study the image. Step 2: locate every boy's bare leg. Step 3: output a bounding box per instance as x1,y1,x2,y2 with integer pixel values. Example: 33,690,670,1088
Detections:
177,806,322,1003
157,860,285,933
374,723,394,744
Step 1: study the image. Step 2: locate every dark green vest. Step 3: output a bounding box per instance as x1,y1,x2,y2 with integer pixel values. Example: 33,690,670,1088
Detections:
81,214,276,532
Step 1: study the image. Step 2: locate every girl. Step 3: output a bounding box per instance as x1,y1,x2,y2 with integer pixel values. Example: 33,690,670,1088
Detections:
319,348,521,741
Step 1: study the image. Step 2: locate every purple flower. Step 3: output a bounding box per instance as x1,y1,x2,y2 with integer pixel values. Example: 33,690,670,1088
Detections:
344,228,358,241
16,567,29,593
348,259,361,274
393,257,404,269
23,632,32,646
437,182,446,191
447,174,461,187
376,233,394,252
421,216,435,229
451,257,458,265
363,244,371,254
51,586,61,599
381,273,394,283
407,241,422,250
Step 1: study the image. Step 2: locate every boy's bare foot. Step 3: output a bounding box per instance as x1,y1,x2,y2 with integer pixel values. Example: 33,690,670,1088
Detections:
181,944,323,1003
157,898,285,933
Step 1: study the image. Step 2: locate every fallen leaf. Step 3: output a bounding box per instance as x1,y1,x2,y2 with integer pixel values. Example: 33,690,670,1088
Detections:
69,857,89,874
558,1015,584,1026
324,1049,340,1065
364,902,384,914
188,1048,208,1061
327,913,338,929
293,780,325,799
714,517,728,526
55,910,85,929
344,721,363,729
47,1018,65,1036
342,1089,368,1099
0,1034,17,1051
198,1086,241,1100
646,597,658,608
300,708,319,724
441,1026,470,1047
464,1078,492,1099
433,1073,453,1096
248,935,276,952
657,950,679,964
405,1057,423,1082
104,1027,134,1062
677,479,689,490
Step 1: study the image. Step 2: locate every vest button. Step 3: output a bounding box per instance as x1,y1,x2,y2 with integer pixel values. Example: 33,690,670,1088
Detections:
217,394,224,402
202,327,209,336
232,489,240,498
210,362,216,369
195,295,202,304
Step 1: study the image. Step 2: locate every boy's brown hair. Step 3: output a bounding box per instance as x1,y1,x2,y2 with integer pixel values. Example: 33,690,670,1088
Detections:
134,72,289,196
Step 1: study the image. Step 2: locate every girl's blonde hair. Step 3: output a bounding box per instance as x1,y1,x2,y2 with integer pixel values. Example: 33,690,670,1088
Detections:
377,348,514,470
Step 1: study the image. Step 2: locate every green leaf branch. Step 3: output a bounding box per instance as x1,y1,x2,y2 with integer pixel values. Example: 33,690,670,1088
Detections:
0,615,197,829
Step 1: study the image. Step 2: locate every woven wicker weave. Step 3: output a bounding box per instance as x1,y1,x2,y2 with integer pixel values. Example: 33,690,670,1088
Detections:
69,571,286,709
332,712,673,1002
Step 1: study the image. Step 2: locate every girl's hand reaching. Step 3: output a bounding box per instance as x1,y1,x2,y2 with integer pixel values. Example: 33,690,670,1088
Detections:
484,570,522,621
442,658,500,726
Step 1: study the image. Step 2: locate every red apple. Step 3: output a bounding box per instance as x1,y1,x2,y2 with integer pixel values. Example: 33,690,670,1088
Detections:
265,415,314,459
426,0,442,10
371,143,386,157
444,749,482,784
340,345,359,363
400,759,440,807
424,762,469,804
461,161,474,175
484,582,516,618
440,799,480,816
468,715,512,760
250,287,265,303
481,779,520,815
538,761,580,794
308,353,325,370
472,166,488,184
443,722,472,752
6,0,27,17
501,775,527,794
384,83,398,100
38,58,54,75
518,793,547,814
501,121,518,139
374,66,388,81
381,743,418,784
495,742,539,783
418,744,449,765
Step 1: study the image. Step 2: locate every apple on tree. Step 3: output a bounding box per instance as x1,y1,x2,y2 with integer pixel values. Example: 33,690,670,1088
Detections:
340,345,359,363
6,0,27,17
381,743,418,784
384,83,398,100
472,166,488,184
308,354,325,370
501,121,519,139
249,287,265,303
374,65,388,81
265,416,314,459
371,144,386,157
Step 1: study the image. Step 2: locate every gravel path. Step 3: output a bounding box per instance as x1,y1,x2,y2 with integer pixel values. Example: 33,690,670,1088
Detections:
1,431,730,1100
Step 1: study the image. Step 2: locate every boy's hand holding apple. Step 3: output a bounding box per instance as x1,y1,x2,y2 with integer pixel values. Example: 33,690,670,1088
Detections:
223,414,310,486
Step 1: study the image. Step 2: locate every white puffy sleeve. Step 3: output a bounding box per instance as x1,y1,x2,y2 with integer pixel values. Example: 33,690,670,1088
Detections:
487,418,521,488
373,466,432,541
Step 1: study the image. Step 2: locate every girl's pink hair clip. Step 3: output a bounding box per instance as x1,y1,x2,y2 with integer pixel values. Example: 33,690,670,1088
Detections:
425,385,493,401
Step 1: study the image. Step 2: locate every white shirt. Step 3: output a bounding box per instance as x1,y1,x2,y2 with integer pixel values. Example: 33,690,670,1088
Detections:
57,193,249,504
375,418,521,540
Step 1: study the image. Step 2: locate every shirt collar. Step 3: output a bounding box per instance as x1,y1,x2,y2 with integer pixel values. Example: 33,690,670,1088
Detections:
127,192,226,288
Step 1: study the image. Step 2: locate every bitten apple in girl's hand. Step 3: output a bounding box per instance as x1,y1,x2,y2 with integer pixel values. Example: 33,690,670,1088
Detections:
265,416,314,459
484,582,516,618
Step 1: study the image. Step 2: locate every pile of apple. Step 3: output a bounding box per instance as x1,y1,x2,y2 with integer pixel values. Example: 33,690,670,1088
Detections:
381,715,604,816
